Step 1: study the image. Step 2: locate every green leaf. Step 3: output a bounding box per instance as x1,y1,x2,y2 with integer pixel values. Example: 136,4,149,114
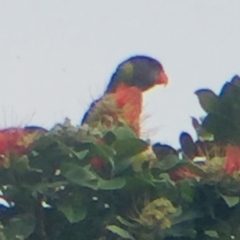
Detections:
156,154,181,171
113,158,132,175
30,181,67,197
172,209,203,225
220,194,239,207
208,221,231,238
31,150,39,157
82,142,115,167
61,163,98,189
98,177,126,190
9,156,43,186
3,213,35,240
113,138,148,159
202,113,232,143
159,173,175,186
11,155,30,174
231,75,240,87
106,225,135,240
204,230,219,238
116,216,138,228
195,89,220,113
103,131,117,145
171,206,183,218
191,117,214,141
93,144,115,166
32,135,59,150
29,142,73,177
73,149,89,160
0,235,4,240
112,126,138,140
164,224,197,238
178,179,195,203
123,175,154,192
58,201,87,223
220,80,240,106
0,226,6,240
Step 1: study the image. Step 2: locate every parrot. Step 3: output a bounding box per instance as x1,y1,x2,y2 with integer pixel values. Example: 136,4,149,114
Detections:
81,55,168,174
0,126,47,168
104,55,168,93
81,55,168,136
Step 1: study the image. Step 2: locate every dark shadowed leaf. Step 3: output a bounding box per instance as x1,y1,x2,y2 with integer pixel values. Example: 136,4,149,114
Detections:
202,113,232,143
81,142,115,166
220,80,240,105
32,135,59,150
179,132,197,160
116,216,139,228
3,213,35,240
113,158,133,175
195,89,220,113
30,181,67,198
97,177,126,190
231,75,240,87
58,200,87,223
103,131,116,145
178,179,195,203
156,154,181,171
165,225,197,239
11,156,30,174
152,143,178,161
171,209,203,225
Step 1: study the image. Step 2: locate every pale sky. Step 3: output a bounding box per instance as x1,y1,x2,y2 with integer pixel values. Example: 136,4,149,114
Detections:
0,1,240,148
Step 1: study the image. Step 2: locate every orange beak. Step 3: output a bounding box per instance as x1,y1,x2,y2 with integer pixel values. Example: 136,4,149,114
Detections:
157,70,168,86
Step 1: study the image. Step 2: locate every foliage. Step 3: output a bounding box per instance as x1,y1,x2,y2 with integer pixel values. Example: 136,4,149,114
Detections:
1,76,240,239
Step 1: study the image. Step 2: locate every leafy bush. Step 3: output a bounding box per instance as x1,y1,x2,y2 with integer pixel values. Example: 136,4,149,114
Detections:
1,76,240,240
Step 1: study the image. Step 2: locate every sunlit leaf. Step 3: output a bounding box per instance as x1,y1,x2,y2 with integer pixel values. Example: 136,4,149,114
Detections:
204,230,219,238
73,149,89,160
106,225,135,240
112,126,138,140
113,138,148,159
159,173,176,186
220,194,239,208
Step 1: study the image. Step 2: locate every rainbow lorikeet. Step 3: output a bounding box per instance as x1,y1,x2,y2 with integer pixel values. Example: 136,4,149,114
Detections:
81,55,168,136
0,126,47,168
